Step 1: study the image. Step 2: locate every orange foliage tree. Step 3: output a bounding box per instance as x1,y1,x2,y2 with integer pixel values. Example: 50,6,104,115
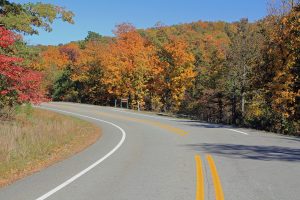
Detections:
159,37,196,111
102,23,160,109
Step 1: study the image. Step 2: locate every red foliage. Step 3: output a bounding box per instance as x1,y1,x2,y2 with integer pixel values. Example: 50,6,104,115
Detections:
0,28,45,104
0,27,16,48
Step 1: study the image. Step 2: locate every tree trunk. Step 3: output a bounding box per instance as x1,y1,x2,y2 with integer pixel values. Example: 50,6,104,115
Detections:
218,92,223,123
241,65,246,115
232,92,237,125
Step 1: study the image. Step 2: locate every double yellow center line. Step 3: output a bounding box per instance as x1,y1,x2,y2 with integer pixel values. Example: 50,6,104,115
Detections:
195,155,224,200
48,104,222,199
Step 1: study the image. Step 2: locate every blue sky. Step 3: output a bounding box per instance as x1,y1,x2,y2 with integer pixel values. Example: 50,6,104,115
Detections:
14,0,268,45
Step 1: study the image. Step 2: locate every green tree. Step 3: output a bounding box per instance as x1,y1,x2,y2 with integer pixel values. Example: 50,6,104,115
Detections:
226,19,264,124
0,0,74,35
52,68,78,102
84,31,103,42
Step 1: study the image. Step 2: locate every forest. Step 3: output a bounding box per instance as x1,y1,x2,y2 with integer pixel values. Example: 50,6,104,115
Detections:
0,0,299,135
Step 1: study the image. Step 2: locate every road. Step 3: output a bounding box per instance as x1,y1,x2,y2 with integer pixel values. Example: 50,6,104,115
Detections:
0,102,299,200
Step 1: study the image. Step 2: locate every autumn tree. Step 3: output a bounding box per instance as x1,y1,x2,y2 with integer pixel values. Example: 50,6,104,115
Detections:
72,40,109,104
0,0,74,120
158,37,196,111
102,23,160,109
258,2,300,133
269,1,299,117
194,27,230,122
0,0,74,35
0,27,44,112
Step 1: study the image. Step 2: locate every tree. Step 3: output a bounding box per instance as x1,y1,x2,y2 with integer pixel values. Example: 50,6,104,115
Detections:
270,1,299,117
268,0,300,16
0,0,74,35
262,3,299,133
52,67,78,102
84,31,103,42
102,23,159,109
71,40,108,104
225,19,264,124
0,0,75,112
0,27,44,109
159,37,196,111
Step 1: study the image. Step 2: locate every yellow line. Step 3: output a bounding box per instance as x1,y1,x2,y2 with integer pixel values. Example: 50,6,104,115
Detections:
206,155,224,200
49,104,188,136
195,155,205,200
95,112,188,136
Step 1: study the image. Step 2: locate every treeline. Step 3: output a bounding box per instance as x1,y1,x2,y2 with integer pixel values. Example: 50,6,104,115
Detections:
32,2,299,135
0,0,74,119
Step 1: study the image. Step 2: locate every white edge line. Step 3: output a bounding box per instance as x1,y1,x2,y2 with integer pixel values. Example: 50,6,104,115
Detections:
34,106,126,200
49,102,176,121
227,129,249,135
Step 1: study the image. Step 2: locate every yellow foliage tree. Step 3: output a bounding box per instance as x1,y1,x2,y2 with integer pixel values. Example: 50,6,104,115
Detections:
102,23,160,109
267,4,300,119
160,37,196,111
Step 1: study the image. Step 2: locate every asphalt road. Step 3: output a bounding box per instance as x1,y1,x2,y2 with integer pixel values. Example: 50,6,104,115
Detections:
0,102,299,200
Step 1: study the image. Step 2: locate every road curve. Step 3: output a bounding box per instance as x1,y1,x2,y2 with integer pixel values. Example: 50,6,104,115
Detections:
0,102,299,200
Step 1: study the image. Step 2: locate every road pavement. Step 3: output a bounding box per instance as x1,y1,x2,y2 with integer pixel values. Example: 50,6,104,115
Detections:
0,102,299,200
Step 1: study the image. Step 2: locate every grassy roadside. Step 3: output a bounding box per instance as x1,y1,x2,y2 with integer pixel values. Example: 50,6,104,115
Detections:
0,106,101,187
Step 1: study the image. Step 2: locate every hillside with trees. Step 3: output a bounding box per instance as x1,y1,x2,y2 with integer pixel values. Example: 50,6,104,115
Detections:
1,0,299,135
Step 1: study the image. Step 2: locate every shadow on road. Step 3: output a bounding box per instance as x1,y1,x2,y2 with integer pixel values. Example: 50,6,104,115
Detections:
184,143,300,162
172,120,229,128
276,136,300,143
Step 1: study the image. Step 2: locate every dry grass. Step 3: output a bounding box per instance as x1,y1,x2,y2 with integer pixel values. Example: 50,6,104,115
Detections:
0,106,101,187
